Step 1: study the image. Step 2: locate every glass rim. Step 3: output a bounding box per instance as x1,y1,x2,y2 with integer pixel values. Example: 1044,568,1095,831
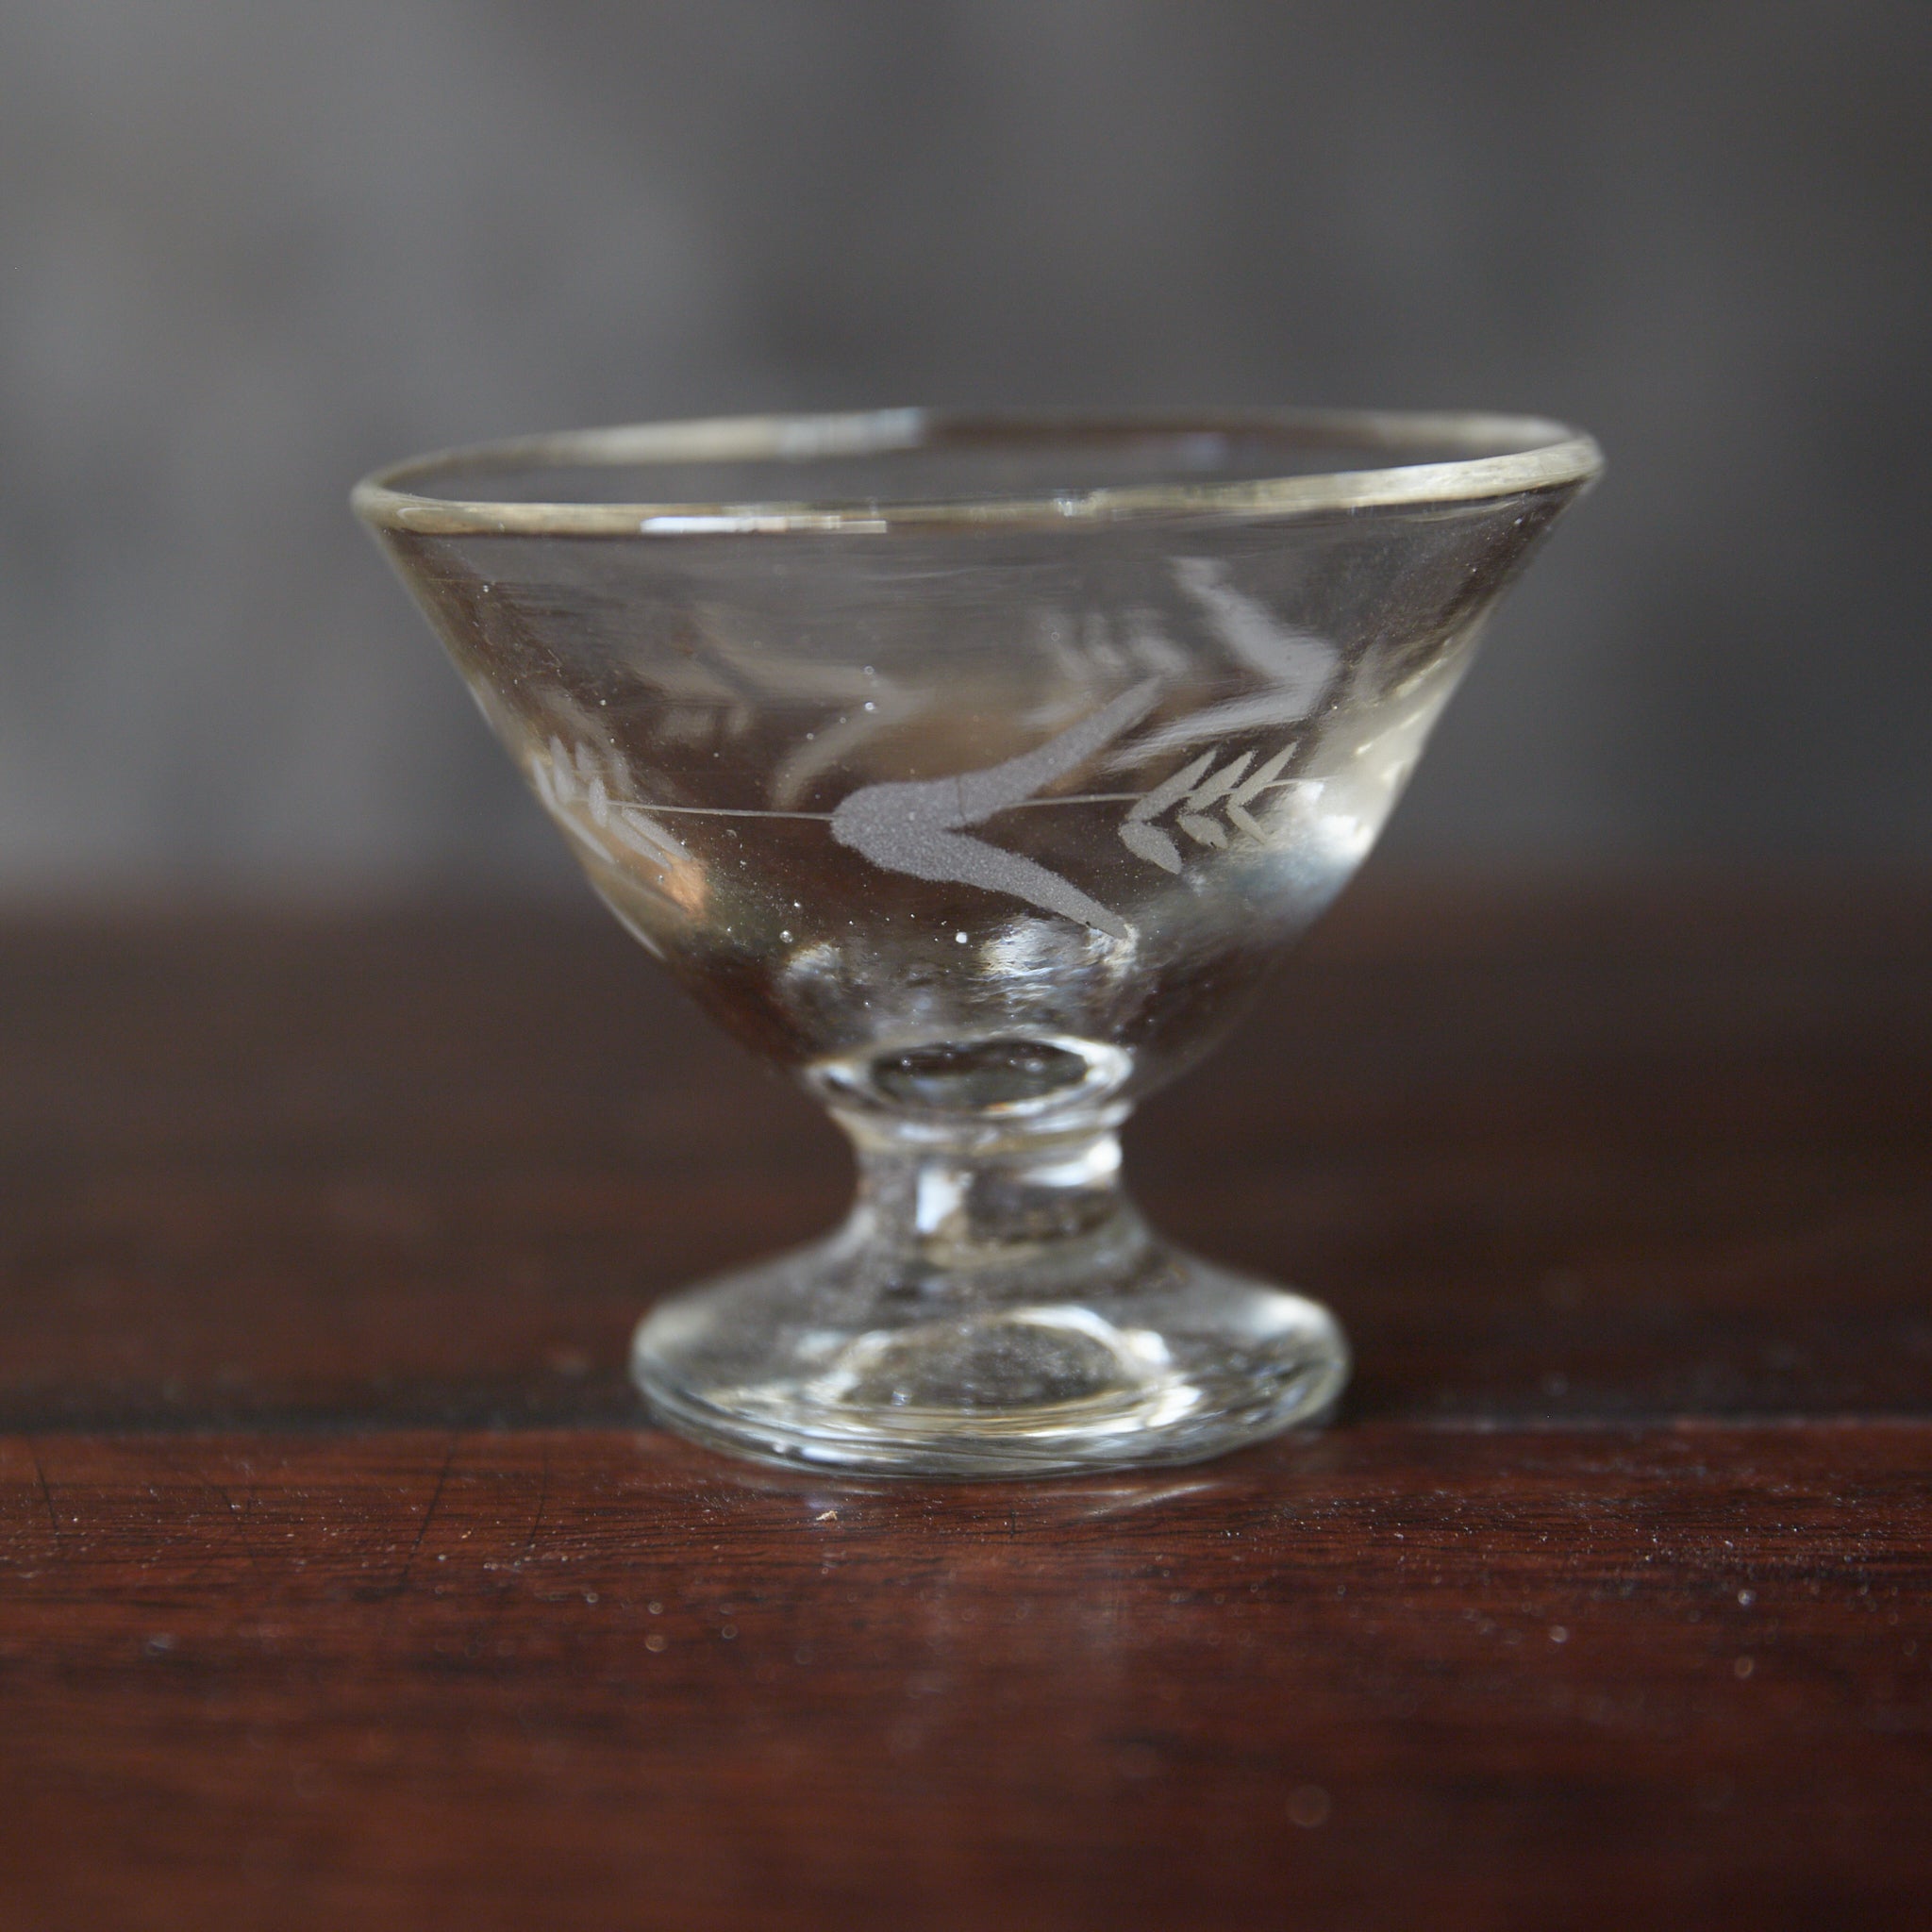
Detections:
351,406,1604,538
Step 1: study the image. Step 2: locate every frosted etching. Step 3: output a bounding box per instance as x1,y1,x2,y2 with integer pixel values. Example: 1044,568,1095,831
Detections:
827,678,1163,940
1106,558,1338,766
1117,742,1301,873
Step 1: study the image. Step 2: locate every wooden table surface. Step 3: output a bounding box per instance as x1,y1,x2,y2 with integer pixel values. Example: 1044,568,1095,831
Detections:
2,878,1928,1929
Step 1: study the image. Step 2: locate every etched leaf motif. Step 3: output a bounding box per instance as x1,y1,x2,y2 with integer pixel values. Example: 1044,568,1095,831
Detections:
1118,820,1183,873
1103,560,1339,770
1224,744,1295,841
1125,751,1216,826
529,735,691,873
1181,749,1256,810
828,679,1163,939
1119,741,1297,869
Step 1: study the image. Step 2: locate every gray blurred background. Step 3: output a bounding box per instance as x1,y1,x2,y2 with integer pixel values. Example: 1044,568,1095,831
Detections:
1,0,1926,896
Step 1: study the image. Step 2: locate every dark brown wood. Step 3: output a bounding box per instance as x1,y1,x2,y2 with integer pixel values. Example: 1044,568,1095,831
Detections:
2,878,1930,1927
3,1424,1929,1930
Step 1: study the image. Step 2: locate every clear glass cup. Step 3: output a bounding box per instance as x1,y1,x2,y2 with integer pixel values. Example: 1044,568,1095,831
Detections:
355,408,1600,1475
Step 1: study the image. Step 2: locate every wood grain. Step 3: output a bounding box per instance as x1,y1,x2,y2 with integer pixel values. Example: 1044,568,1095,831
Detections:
3,1424,1929,1930
1,877,1930,1927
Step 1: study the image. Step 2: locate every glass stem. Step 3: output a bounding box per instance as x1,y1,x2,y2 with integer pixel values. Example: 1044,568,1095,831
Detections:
830,1109,1147,1288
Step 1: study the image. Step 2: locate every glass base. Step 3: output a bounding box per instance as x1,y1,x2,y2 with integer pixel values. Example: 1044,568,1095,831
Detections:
631,1227,1348,1478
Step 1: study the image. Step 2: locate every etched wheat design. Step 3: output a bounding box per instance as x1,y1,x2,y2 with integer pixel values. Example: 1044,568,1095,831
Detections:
1117,743,1297,873
529,735,692,870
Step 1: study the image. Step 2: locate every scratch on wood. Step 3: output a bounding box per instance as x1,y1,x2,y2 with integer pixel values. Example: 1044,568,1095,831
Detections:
525,1443,552,1565
32,1446,59,1542
394,1433,459,1600
211,1482,268,1577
